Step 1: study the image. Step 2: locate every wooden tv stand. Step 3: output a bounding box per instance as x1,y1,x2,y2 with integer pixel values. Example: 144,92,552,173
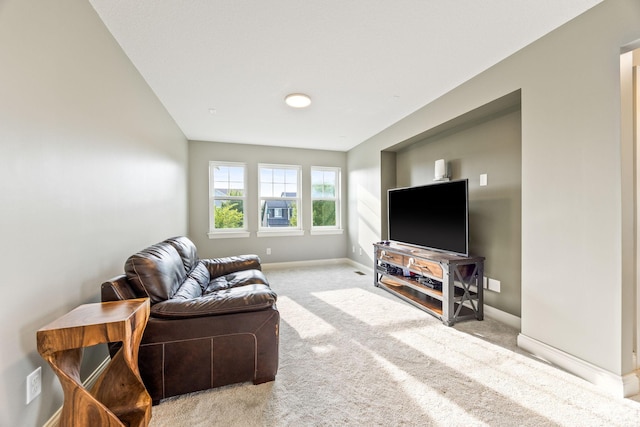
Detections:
373,242,484,326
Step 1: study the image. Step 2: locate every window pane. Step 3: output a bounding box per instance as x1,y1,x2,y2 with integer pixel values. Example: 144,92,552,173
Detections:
259,165,301,230
213,166,229,182
285,169,297,183
311,167,340,229
260,167,298,194
273,168,285,183
229,181,244,193
260,182,272,197
311,169,336,198
260,168,272,182
288,201,298,227
228,167,244,182
312,181,335,198
274,183,285,197
213,165,244,196
210,162,246,233
313,200,336,226
324,173,336,197
311,170,323,184
213,199,244,229
260,200,298,227
284,183,297,196
325,184,335,198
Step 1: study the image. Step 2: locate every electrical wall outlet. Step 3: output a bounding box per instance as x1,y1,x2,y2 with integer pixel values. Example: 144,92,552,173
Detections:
266,248,271,255
26,366,41,404
487,278,501,293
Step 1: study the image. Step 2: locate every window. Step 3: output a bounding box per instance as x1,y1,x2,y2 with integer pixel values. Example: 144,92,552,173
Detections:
258,164,302,236
311,166,342,234
208,162,249,238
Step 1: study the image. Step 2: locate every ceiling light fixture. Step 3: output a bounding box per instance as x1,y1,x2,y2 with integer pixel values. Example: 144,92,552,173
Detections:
284,93,311,108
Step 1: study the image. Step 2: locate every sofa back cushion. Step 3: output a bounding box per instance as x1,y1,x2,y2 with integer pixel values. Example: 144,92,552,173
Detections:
164,236,199,273
125,242,188,304
173,261,210,299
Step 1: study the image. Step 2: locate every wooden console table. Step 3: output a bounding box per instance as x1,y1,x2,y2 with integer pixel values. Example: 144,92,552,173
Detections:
374,242,484,326
37,298,151,427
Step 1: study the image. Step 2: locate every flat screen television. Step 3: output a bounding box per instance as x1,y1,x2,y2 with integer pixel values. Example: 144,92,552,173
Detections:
387,179,469,256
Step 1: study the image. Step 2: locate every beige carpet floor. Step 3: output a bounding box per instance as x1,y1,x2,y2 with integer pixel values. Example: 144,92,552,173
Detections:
149,263,640,426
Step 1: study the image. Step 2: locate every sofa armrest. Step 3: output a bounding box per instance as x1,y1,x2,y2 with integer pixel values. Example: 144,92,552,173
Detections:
151,284,276,319
101,275,142,302
101,275,146,358
203,254,262,279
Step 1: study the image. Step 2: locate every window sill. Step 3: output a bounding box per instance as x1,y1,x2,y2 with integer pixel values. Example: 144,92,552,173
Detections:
310,228,344,236
257,230,305,238
207,231,250,239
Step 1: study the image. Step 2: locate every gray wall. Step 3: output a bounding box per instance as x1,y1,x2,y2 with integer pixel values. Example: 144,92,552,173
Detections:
188,140,347,263
348,0,640,378
391,107,522,317
0,1,188,425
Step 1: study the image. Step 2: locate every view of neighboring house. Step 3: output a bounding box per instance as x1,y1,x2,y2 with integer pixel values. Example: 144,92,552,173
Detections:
261,193,296,227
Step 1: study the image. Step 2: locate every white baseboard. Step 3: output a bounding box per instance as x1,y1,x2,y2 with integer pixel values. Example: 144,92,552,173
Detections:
262,257,353,271
262,257,375,275
43,357,111,427
483,305,521,330
344,258,374,275
517,333,640,398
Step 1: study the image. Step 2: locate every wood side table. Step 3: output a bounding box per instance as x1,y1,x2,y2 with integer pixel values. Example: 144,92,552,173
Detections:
37,298,151,427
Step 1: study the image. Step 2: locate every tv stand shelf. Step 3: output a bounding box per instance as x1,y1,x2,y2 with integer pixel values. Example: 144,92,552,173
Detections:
373,242,484,326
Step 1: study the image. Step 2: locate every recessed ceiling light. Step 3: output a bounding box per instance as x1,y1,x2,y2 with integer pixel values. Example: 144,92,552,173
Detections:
285,93,311,108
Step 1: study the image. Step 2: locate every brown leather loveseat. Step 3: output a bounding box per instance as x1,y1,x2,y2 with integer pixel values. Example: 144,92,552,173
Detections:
101,236,279,403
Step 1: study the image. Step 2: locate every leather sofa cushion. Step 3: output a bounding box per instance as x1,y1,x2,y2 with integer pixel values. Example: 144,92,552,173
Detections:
172,275,203,300
204,255,263,279
164,236,199,273
205,269,269,293
150,284,277,318
125,243,187,304
173,261,210,299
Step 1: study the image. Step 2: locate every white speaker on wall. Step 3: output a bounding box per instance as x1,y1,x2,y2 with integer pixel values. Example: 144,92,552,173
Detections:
434,159,449,181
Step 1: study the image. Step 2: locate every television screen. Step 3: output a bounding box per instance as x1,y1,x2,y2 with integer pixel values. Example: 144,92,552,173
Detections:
387,179,469,256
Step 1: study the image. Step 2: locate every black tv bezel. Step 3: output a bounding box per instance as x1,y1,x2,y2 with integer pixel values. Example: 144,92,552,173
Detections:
387,179,470,257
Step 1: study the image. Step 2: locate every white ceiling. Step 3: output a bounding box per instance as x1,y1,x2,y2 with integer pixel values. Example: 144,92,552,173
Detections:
89,0,601,152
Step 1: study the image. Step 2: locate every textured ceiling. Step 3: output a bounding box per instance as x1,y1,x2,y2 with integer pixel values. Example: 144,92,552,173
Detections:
89,0,602,151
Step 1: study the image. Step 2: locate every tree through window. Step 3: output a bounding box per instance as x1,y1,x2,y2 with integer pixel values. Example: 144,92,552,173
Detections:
311,166,340,229
209,162,247,235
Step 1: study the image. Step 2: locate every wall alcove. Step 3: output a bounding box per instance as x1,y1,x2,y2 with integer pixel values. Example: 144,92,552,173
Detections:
380,90,522,320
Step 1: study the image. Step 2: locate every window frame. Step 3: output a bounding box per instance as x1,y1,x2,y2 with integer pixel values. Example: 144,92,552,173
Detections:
208,161,249,239
310,166,343,235
257,163,304,237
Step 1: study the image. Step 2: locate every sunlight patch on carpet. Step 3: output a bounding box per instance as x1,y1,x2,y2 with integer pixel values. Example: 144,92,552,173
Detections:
277,296,337,339
391,327,622,426
312,287,428,326
360,342,488,426
311,344,337,355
